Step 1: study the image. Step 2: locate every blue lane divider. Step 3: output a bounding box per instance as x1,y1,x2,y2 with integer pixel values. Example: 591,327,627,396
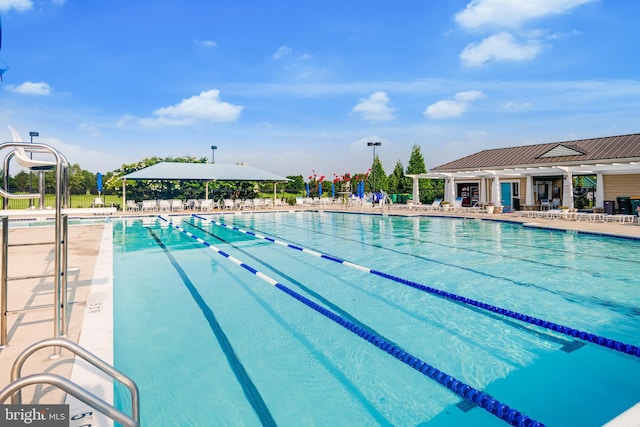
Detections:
194,214,640,359
161,216,545,427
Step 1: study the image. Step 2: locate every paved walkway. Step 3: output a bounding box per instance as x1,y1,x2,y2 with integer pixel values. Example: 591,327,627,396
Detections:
0,222,105,404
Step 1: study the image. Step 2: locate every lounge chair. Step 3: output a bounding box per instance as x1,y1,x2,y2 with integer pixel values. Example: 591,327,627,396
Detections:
171,199,182,212
421,198,442,211
126,200,139,211
93,197,104,208
200,199,213,211
451,197,464,212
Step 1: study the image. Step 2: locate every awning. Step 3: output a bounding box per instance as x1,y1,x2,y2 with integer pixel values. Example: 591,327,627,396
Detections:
121,162,289,182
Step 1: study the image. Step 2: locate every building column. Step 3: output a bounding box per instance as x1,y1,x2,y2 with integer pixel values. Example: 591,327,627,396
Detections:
447,177,456,203
562,171,574,209
480,178,487,205
525,175,534,206
595,172,604,208
412,176,420,204
492,176,501,205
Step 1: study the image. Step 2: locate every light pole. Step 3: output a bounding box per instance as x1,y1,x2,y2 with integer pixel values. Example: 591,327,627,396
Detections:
28,131,39,208
367,141,381,197
211,145,217,164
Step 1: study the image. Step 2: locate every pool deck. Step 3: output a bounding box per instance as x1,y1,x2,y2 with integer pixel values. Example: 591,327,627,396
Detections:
0,206,639,425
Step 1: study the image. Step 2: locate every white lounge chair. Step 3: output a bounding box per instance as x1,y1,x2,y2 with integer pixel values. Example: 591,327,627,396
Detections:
171,199,182,212
451,197,464,212
126,200,139,211
200,199,213,211
421,198,442,211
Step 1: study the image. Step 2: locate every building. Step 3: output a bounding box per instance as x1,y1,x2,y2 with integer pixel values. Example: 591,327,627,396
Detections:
408,134,640,213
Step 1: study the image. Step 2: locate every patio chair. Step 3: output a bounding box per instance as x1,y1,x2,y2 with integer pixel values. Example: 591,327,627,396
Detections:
451,197,464,212
126,200,139,211
158,200,171,211
421,198,442,211
223,199,234,210
540,199,551,210
92,197,104,208
171,199,182,212
200,199,213,211
141,200,157,212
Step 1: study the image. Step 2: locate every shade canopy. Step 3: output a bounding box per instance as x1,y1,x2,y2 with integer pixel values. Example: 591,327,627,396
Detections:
121,162,289,182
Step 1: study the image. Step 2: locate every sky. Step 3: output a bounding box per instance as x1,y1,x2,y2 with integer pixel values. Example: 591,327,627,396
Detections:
1,0,640,179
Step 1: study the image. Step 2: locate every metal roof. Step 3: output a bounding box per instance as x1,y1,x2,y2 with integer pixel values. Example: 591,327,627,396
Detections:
121,162,289,182
431,133,640,171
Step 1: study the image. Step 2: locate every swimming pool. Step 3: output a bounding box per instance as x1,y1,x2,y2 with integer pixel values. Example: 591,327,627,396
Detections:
112,212,640,426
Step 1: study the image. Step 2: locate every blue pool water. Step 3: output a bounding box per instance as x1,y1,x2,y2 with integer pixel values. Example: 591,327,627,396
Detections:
113,212,640,426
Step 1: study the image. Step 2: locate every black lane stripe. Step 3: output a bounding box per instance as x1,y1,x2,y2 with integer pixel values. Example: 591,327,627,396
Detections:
147,228,277,427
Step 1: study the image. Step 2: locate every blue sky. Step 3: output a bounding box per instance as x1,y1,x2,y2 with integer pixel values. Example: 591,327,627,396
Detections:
1,0,639,178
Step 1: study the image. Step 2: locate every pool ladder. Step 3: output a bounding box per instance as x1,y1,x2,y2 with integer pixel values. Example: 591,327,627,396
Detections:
0,139,71,346
0,337,140,427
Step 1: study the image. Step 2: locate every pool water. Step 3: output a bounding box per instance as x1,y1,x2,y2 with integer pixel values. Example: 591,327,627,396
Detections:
113,212,640,426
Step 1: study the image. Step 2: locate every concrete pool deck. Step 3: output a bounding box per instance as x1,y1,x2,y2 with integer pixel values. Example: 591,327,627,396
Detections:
0,207,639,425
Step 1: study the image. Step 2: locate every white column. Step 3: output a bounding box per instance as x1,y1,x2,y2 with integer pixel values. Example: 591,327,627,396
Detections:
447,177,456,202
562,172,574,209
412,177,420,204
595,173,604,208
492,176,501,205
122,180,126,212
525,175,534,206
480,178,486,205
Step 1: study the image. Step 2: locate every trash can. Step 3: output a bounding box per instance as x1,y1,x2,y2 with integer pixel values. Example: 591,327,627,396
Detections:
631,198,640,216
512,197,521,211
390,194,398,203
398,194,410,204
603,200,614,215
616,196,631,214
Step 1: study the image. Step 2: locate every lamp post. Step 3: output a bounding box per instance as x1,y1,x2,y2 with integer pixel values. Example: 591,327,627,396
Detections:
28,131,39,208
211,145,217,164
367,141,382,197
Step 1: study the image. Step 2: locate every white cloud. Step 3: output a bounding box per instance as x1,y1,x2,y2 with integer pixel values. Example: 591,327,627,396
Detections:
455,0,596,30
0,0,32,12
424,90,485,119
459,31,541,67
352,91,395,122
193,39,218,48
9,81,52,95
122,89,243,128
273,45,292,60
501,100,531,110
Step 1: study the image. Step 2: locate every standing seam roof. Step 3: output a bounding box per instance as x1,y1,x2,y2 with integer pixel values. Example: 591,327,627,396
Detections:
431,134,640,171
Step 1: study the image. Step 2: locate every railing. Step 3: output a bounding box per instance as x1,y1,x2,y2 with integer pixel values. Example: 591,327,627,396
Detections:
0,141,70,346
0,373,139,427
6,337,139,426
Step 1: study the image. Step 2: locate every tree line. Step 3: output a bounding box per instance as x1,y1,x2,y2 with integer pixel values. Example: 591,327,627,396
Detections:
4,144,444,204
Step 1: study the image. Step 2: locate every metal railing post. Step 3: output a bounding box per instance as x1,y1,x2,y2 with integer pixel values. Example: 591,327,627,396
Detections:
1,216,8,346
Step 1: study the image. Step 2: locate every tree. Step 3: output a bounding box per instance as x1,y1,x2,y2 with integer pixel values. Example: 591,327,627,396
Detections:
368,155,387,193
387,160,410,194
406,144,443,203
286,175,305,193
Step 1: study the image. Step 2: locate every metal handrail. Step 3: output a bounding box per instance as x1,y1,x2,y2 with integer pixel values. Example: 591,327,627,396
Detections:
0,373,139,427
10,337,140,424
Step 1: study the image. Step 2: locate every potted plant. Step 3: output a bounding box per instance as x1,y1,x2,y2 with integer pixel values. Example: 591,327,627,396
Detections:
441,201,450,211
486,202,494,214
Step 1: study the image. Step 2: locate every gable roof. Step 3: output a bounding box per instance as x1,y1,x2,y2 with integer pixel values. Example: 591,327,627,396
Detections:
431,133,640,172
121,162,289,182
